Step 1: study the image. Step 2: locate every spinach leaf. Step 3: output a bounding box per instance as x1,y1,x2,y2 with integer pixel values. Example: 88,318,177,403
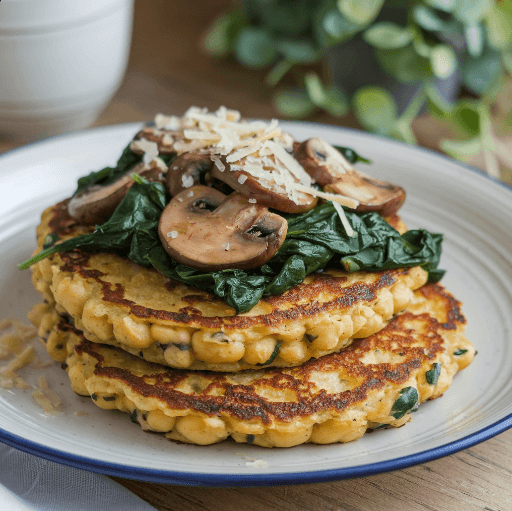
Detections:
257,340,282,366
74,143,143,196
391,387,419,420
19,176,445,313
425,362,441,385
453,349,468,356
333,145,371,164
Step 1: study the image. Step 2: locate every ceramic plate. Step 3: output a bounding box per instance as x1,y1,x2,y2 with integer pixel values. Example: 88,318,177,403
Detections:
1,122,511,486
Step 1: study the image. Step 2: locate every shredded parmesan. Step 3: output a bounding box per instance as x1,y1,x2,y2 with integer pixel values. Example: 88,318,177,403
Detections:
131,138,160,164
151,106,361,210
211,155,225,172
292,184,358,209
332,201,355,237
182,174,194,188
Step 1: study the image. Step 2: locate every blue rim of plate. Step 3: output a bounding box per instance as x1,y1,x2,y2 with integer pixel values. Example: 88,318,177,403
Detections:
1,122,512,486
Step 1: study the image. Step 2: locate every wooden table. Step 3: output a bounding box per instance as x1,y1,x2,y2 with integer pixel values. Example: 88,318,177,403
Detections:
2,2,511,509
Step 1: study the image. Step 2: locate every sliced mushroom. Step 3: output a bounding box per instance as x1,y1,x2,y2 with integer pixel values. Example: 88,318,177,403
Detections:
158,185,287,271
295,138,406,217
68,160,166,225
210,157,317,214
131,127,181,156
166,152,215,196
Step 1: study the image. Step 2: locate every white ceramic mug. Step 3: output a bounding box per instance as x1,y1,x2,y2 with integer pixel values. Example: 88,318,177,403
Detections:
0,0,134,140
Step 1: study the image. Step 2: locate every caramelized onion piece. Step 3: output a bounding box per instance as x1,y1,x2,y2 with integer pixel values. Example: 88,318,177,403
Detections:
158,185,287,271
295,138,405,217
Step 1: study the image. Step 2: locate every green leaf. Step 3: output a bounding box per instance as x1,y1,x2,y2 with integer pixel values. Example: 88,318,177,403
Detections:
256,0,312,37
425,83,454,118
266,60,294,87
273,89,316,118
430,44,457,79
316,7,360,46
426,362,442,385
391,387,419,420
323,86,349,117
304,72,328,107
333,146,371,164
454,0,492,24
203,11,246,56
424,0,456,12
337,0,384,25
277,40,319,64
464,24,485,58
392,90,425,145
413,5,447,31
304,73,348,117
363,22,413,50
451,101,480,136
353,86,397,135
485,3,512,50
393,120,417,145
376,46,433,83
503,50,512,76
234,27,278,68
454,348,469,356
461,50,503,95
442,137,482,162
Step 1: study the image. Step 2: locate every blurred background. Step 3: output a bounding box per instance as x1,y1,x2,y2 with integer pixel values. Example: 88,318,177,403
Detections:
1,0,512,185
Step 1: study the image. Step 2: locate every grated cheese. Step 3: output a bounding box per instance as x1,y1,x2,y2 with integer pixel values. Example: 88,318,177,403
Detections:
131,138,160,164
211,155,225,172
152,106,360,210
332,201,355,237
182,174,195,188
293,184,359,209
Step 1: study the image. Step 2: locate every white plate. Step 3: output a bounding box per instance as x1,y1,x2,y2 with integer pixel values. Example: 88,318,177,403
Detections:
1,122,511,486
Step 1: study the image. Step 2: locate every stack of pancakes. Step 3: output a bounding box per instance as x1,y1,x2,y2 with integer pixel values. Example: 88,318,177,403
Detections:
28,200,475,447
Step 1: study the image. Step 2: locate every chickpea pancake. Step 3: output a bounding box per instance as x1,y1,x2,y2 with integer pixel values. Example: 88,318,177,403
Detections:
30,283,474,447
31,201,427,371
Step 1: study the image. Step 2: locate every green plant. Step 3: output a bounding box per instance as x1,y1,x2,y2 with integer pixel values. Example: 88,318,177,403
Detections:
204,0,512,177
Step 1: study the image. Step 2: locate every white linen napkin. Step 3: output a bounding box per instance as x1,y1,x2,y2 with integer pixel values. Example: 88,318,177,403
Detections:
0,443,157,511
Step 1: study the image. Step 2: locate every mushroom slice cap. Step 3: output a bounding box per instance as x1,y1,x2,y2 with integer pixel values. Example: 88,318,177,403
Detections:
68,161,166,225
158,185,288,271
165,152,215,196
295,138,406,217
210,158,317,214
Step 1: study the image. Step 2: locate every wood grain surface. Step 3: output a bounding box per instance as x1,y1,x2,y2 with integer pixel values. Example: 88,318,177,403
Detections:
2,2,512,510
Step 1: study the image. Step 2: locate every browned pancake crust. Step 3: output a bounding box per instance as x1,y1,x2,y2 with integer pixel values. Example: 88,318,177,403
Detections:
30,201,427,371
31,283,475,447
